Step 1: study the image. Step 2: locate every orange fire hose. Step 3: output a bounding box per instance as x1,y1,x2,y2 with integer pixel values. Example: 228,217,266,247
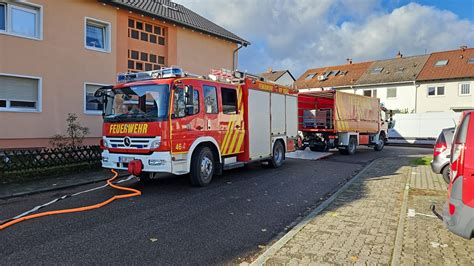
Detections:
0,169,141,231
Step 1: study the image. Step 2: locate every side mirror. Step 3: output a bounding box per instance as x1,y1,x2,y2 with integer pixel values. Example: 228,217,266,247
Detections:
185,85,194,106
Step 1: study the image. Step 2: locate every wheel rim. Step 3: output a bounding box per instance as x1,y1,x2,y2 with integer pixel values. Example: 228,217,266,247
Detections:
200,155,213,181
274,144,283,164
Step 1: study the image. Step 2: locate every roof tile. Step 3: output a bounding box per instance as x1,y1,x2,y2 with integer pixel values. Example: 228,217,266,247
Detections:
417,48,474,81
294,62,372,89
100,0,249,45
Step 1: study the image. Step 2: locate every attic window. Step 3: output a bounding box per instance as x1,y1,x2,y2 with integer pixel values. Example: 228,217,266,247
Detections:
305,73,316,80
371,67,383,74
468,58,474,64
435,60,448,66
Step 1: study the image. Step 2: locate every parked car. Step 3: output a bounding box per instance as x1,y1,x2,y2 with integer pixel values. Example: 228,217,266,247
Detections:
431,127,455,183
442,111,474,239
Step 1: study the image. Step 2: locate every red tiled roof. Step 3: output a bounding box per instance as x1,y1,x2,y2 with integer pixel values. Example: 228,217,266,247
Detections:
294,61,372,89
417,48,474,81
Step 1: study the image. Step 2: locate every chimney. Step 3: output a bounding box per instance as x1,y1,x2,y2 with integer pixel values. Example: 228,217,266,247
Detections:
460,45,467,52
346,58,352,64
396,51,403,58
266,67,273,73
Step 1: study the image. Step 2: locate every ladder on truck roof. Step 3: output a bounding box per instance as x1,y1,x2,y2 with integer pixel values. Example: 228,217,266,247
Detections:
116,66,278,86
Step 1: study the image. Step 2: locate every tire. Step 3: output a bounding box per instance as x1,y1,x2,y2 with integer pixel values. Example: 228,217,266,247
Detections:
374,137,385,151
269,141,284,168
189,146,214,187
441,165,450,184
348,137,357,155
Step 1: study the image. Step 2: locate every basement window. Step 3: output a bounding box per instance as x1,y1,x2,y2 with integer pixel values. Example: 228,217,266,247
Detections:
434,60,448,66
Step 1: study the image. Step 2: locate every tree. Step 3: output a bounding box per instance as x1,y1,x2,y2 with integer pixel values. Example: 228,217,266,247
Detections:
50,113,90,148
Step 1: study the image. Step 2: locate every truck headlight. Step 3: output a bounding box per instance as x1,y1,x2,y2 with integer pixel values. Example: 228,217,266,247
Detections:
150,138,161,149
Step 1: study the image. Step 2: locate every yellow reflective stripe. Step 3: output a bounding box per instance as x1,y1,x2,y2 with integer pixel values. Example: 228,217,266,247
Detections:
229,87,246,154
221,115,235,152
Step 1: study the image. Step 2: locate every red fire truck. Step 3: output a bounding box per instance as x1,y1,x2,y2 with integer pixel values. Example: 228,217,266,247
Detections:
95,68,298,186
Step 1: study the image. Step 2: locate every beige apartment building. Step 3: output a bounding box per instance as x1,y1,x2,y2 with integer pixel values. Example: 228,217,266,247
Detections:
0,0,249,149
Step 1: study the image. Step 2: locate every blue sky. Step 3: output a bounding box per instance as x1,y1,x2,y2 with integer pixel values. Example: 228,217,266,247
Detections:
176,0,474,77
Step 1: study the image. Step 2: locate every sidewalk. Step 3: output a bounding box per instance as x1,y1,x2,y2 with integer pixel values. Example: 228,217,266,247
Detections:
255,157,473,265
0,169,123,199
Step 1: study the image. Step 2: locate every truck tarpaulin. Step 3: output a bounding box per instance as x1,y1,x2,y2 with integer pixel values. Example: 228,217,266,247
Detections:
335,92,380,133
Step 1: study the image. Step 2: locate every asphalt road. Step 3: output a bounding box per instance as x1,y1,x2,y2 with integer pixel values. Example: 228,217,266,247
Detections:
0,146,431,264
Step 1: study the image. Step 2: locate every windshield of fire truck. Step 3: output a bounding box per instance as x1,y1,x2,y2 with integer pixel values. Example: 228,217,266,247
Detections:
104,84,170,122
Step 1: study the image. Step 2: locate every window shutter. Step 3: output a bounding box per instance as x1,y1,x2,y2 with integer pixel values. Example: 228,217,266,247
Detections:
0,75,38,101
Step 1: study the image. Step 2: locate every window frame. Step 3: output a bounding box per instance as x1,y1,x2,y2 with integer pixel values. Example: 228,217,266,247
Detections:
0,72,42,113
203,85,218,114
0,1,43,40
84,82,109,115
221,87,238,114
427,85,445,97
172,85,200,118
434,60,448,66
458,83,471,96
84,17,111,53
386,87,397,99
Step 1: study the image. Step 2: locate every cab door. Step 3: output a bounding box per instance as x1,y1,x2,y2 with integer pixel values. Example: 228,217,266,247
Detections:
202,83,220,140
219,85,244,155
170,80,203,154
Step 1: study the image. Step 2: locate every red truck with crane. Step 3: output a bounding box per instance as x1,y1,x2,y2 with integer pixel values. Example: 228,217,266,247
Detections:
297,90,389,154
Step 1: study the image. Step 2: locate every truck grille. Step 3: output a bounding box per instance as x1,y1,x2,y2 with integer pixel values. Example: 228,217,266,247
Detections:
106,137,155,149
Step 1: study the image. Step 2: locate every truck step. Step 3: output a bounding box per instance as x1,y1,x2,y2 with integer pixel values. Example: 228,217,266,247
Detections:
223,162,245,170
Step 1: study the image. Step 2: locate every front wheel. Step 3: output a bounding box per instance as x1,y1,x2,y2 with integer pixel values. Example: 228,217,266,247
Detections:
269,141,284,168
374,138,385,151
189,147,214,187
441,165,450,184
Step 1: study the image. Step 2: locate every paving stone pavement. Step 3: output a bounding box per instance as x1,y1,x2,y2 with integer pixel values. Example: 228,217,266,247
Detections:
400,165,474,265
262,158,473,265
265,157,410,265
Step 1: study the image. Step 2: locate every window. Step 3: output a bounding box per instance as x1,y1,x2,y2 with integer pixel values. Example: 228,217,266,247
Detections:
371,67,383,74
203,85,218,114
0,4,5,31
85,18,110,52
363,89,377,97
221,88,237,114
0,2,41,39
0,74,40,112
127,49,164,73
387,88,397,98
158,36,165,45
459,83,471,96
427,86,445,96
305,73,316,80
172,86,199,118
84,83,106,114
468,58,474,64
434,60,448,66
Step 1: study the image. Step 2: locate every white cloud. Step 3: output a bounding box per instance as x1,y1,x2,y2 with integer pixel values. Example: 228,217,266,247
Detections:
175,0,474,77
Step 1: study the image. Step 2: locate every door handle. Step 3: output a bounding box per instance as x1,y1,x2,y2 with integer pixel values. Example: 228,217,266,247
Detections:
235,125,241,129
196,125,203,130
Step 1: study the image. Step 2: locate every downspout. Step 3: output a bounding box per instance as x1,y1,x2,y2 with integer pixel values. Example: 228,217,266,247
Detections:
233,43,248,71
413,80,417,113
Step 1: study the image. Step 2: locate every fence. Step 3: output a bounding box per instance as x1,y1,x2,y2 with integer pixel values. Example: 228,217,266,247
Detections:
0,145,102,175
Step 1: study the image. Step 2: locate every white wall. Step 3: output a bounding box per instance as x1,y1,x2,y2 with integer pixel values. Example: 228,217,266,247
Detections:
416,80,474,112
340,83,417,113
275,72,295,86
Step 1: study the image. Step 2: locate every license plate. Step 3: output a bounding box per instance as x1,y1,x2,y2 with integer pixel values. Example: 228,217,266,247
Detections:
119,156,135,163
